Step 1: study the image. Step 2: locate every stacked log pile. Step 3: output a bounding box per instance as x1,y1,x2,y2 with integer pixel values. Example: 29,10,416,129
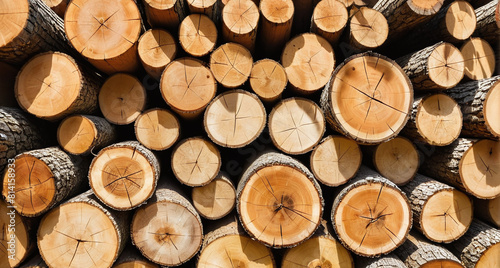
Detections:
0,0,499,267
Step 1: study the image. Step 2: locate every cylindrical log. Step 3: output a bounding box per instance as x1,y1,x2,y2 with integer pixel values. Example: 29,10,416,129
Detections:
401,94,463,146
113,245,159,268
187,0,218,20
0,62,18,107
320,52,413,144
19,254,48,268
331,166,412,257
2,147,88,217
282,33,335,94
171,137,221,187
15,51,101,121
179,14,217,57
311,0,348,46
89,141,160,210
348,7,388,50
131,182,203,267
257,0,294,56
204,90,266,148
134,108,180,151
446,76,500,139
192,173,236,220
419,138,500,199
249,59,287,102
355,254,406,268
269,98,325,155
37,190,130,268
461,38,496,80
222,0,259,52
58,115,116,155
473,0,499,45
210,42,253,88
474,196,500,228
237,152,324,248
99,73,147,125
396,42,465,90
142,0,186,30
42,0,67,18
138,29,177,81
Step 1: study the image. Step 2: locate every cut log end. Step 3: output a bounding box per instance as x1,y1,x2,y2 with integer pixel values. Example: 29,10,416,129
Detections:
134,108,180,151
249,59,287,102
407,0,444,15
484,80,500,138
58,115,98,155
210,43,253,88
311,0,348,45
374,137,419,186
260,0,293,24
461,38,495,81
477,243,500,268
350,7,388,50
222,0,259,51
428,43,465,89
444,1,476,41
179,14,217,57
0,0,28,47
138,29,177,81
192,175,236,220
0,201,30,267
258,0,294,55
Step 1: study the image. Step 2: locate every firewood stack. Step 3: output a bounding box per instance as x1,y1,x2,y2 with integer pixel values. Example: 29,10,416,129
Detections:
0,0,499,267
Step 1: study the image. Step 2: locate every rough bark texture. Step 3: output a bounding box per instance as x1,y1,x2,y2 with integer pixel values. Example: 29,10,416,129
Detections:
355,254,406,268
473,0,499,44
81,115,116,155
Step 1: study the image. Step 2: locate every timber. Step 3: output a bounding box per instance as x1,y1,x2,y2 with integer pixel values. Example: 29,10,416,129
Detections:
142,0,186,30
179,14,217,57
311,0,348,46
134,108,180,151
138,29,177,81
460,38,496,81
348,7,388,50
257,0,294,56
192,173,236,220
473,0,499,45
249,59,288,102
222,0,259,52
210,43,253,88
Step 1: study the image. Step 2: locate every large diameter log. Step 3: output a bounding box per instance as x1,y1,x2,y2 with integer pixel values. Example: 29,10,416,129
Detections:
179,14,217,58
282,33,335,94
192,173,236,220
65,0,141,74
0,62,17,107
348,7,388,50
249,59,287,102
311,0,348,46
237,152,323,248
2,147,88,217
37,190,130,268
320,52,413,144
134,108,180,151
210,42,253,88
204,90,266,148
331,166,412,257
447,76,500,139
419,138,500,199
15,52,101,121
222,0,259,52
461,38,496,80
42,0,67,18
396,42,465,90
138,29,177,81
257,0,294,56
131,182,203,266
355,254,406,268
113,245,158,268
474,196,500,228
142,0,186,30
401,94,463,146
473,0,499,44
402,174,473,243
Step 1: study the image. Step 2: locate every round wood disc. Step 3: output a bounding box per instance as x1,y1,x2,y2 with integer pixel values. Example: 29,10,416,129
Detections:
461,38,495,80
99,74,146,125
192,176,236,220
310,135,362,187
484,80,500,138
407,0,444,15
222,0,259,39
269,98,326,155
313,0,348,38
134,108,180,151
210,43,253,88
374,137,419,186
0,0,29,47
204,90,266,148
0,201,29,267
350,7,388,49
58,115,98,155
249,59,287,101
38,202,120,267
445,1,476,40
427,43,465,89
179,14,217,57
260,0,294,24
238,165,323,248
138,29,176,79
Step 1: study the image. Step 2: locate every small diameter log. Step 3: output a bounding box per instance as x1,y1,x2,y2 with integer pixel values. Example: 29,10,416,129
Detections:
0,62,17,107
448,219,500,268
348,7,388,50
310,135,362,187
320,52,413,144
42,0,67,18
131,182,203,266
237,152,324,248
311,0,348,46
16,51,100,121
282,33,335,93
473,0,499,44
474,196,500,228
161,58,217,118
461,38,496,80
355,254,406,268
113,245,159,268
2,147,88,217
269,98,325,155
192,173,236,220
210,42,253,88
19,254,48,268
222,0,259,52
396,42,465,90
249,59,287,102
401,94,463,146
419,138,500,199
171,137,221,187
204,90,266,148
142,0,186,30
99,73,147,125
197,215,275,268
331,166,412,257
138,29,177,81
402,174,473,243
58,115,116,155
187,0,218,20
134,108,180,151
257,0,294,56
37,190,130,268
446,76,500,139
179,14,217,57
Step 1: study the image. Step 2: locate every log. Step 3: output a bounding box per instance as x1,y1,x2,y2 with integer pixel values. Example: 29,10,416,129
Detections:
222,0,259,52
331,166,412,257
249,59,287,102
58,115,117,155
348,7,388,50
0,62,18,107
130,181,203,266
320,52,413,144
257,0,294,56
419,138,500,199
192,173,236,220
187,0,218,21
268,97,326,155
99,73,147,125
37,190,130,268
42,0,67,18
402,174,473,243
141,0,186,30
354,254,406,268
179,14,217,57
396,42,465,90
137,29,177,81
113,245,158,268
171,137,221,187
310,135,362,187
134,108,180,151
401,93,463,146
204,90,266,148
237,152,323,248
161,58,217,118
15,51,101,121
473,0,499,45
446,76,500,140
474,196,500,228
210,42,253,88
461,38,496,80
281,33,335,94
19,254,48,268
311,0,348,46
89,141,160,210
2,147,88,217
